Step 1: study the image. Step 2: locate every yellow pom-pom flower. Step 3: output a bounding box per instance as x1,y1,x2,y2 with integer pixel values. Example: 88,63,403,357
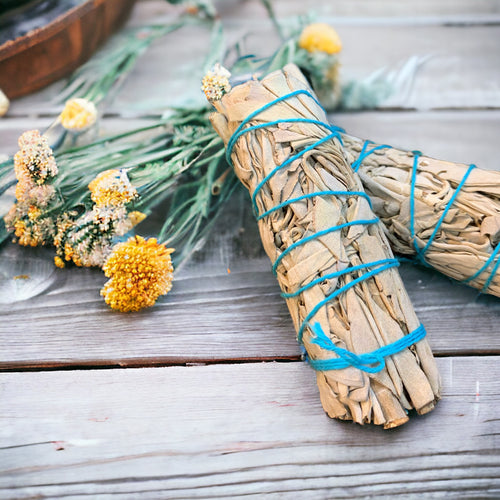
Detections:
201,63,232,102
298,23,342,55
88,169,137,208
59,98,98,132
101,236,174,312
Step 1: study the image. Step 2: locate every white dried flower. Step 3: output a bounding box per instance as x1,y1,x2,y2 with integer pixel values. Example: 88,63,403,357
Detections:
0,88,9,117
59,98,98,132
201,63,232,102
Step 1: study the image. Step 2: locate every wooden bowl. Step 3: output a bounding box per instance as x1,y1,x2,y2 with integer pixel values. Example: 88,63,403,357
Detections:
0,0,137,99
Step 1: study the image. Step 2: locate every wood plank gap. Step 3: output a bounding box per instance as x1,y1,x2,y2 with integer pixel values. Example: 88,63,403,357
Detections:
0,351,497,373
0,355,303,373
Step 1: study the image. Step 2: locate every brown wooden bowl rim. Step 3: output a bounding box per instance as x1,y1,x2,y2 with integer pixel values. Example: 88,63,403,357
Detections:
0,0,109,61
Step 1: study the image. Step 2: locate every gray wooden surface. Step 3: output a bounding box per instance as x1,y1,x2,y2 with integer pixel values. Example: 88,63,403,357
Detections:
1,1,500,498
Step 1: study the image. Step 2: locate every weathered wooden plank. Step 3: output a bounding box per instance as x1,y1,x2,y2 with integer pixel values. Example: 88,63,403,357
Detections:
1,110,499,367
0,357,498,498
211,0,500,20
1,110,499,171
5,5,500,115
1,210,499,370
1,108,498,368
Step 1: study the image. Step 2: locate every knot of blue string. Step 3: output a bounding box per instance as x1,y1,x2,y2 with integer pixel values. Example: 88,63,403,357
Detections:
308,322,427,374
225,89,426,374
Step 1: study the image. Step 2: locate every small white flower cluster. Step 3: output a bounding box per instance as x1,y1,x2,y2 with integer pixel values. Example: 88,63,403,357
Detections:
5,130,59,247
54,169,144,268
201,63,232,102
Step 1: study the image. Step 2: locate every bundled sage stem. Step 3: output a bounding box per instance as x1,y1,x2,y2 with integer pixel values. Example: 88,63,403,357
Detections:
342,135,500,296
209,64,440,428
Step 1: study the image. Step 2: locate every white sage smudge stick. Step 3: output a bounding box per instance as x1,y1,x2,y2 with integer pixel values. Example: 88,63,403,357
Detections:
208,63,441,428
341,135,500,296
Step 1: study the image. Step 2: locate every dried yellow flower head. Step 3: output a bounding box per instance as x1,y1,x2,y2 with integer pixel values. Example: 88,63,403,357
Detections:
101,236,174,312
59,98,98,131
201,63,232,102
54,256,65,268
88,169,137,208
298,23,342,55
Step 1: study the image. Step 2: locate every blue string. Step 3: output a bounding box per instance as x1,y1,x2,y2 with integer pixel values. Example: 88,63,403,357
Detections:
272,218,379,275
225,90,427,374
296,260,399,344
281,258,399,299
257,190,373,221
252,131,342,216
482,250,500,293
410,155,478,266
226,88,341,166
307,322,427,373
420,164,476,256
227,118,342,169
352,141,497,292
351,140,392,173
462,242,500,294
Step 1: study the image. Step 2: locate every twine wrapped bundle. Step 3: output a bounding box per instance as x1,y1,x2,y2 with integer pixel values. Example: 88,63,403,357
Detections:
342,135,500,296
209,64,441,428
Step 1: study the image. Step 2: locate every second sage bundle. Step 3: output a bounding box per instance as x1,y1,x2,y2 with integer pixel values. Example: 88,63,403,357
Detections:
342,135,500,296
207,64,441,428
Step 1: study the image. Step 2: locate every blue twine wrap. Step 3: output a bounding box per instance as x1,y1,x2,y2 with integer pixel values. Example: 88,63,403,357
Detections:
409,154,477,263
351,140,392,173
307,322,427,374
462,241,500,293
352,140,496,292
225,90,427,374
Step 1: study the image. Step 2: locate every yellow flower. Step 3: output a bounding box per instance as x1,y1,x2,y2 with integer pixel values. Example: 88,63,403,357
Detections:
128,211,147,227
14,220,40,247
88,169,137,208
59,98,97,131
201,63,232,102
54,256,65,268
101,236,174,312
298,23,342,55
27,205,41,220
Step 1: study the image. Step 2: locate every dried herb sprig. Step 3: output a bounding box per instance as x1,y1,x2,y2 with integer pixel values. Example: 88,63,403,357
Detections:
3,107,236,270
53,1,219,107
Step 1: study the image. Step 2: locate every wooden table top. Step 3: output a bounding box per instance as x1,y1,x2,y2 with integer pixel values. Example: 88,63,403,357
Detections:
1,1,499,498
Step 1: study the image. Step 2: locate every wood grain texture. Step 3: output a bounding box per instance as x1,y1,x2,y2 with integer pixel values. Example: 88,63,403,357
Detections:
2,110,499,168
0,110,499,368
211,0,500,19
5,4,500,116
1,201,499,369
0,358,499,499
